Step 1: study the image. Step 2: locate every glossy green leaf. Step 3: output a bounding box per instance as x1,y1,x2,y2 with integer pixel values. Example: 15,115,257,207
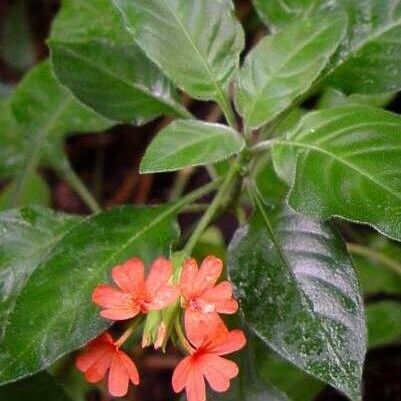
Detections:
50,41,189,123
367,301,401,348
0,173,51,211
0,204,179,384
50,0,132,44
273,106,401,242
9,60,113,205
254,0,401,94
235,17,345,130
112,0,244,104
228,202,366,400
0,372,71,401
140,120,244,173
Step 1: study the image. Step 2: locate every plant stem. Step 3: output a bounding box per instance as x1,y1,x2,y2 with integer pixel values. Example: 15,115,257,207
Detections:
175,320,194,353
170,167,194,201
347,243,401,277
251,139,277,154
115,316,145,347
60,163,102,214
183,159,241,256
217,92,237,130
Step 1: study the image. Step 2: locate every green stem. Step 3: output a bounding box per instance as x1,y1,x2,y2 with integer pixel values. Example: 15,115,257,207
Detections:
59,163,102,214
217,92,237,130
347,243,401,277
115,316,145,347
170,167,194,201
251,139,277,154
175,320,194,353
183,159,241,256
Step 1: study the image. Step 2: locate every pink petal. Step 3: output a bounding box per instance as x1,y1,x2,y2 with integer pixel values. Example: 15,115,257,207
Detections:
112,258,145,294
82,351,113,383
202,355,239,392
180,258,198,299
208,330,246,356
118,351,140,385
146,257,172,297
193,256,222,296
172,356,192,393
201,282,238,314
185,310,223,349
92,284,130,308
108,353,130,397
146,284,180,311
186,366,206,401
100,307,139,321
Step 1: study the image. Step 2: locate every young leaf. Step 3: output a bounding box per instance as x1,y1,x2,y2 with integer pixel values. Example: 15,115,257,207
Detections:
235,16,345,130
50,41,189,123
273,106,401,242
254,0,401,94
112,0,244,104
228,201,366,401
140,120,245,173
0,204,179,384
9,60,113,205
0,372,71,401
253,0,331,30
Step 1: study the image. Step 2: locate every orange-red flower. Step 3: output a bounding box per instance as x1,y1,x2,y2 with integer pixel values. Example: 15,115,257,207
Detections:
76,333,139,397
180,256,238,343
172,322,246,401
92,257,179,320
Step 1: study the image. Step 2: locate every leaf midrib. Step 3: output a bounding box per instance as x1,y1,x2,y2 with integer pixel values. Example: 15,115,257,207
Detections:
251,191,350,379
160,0,229,103
279,139,401,201
244,20,338,126
51,41,183,115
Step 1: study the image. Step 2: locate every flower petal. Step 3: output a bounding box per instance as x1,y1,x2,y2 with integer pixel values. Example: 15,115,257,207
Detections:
185,310,223,349
201,282,238,314
92,284,139,320
202,355,239,392
186,365,206,401
146,257,172,297
112,258,145,294
108,353,130,397
208,330,246,356
193,256,222,296
180,258,198,299
119,351,140,385
172,356,192,393
146,284,180,311
84,351,113,383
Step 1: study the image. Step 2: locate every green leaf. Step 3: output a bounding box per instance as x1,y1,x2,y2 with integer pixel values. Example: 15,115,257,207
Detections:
112,0,244,104
0,204,179,384
252,0,328,30
228,201,366,400
235,16,345,130
0,0,36,72
9,60,114,205
367,301,401,348
0,173,51,211
140,120,245,173
0,99,24,179
50,41,189,123
273,106,401,242
0,372,71,401
50,0,132,44
254,0,401,94
318,88,396,110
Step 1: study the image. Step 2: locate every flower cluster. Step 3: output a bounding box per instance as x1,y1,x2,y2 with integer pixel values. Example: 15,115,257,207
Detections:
76,255,246,401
